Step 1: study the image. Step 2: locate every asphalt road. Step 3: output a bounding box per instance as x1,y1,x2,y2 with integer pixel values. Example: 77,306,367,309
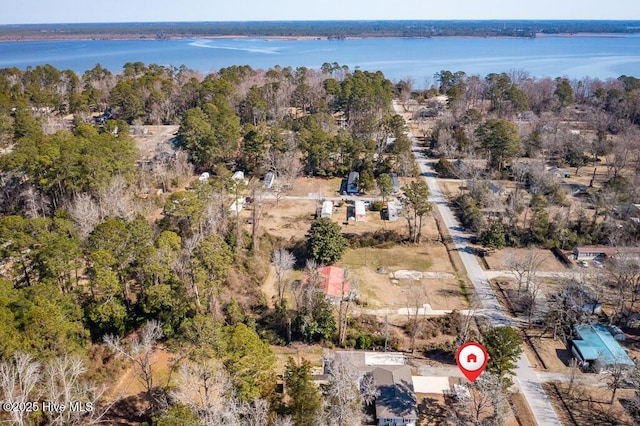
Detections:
393,101,562,426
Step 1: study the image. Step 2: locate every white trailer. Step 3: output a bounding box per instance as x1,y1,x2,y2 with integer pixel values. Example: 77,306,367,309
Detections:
321,201,333,218
355,200,366,221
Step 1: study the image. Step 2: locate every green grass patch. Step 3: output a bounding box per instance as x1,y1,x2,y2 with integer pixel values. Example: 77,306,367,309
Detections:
340,246,432,271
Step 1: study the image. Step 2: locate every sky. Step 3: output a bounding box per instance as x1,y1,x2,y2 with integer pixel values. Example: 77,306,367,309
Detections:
2,0,640,24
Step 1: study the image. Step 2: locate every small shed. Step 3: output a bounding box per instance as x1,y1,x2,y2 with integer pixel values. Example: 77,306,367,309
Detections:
263,172,275,189
321,201,333,219
355,201,366,222
230,198,245,215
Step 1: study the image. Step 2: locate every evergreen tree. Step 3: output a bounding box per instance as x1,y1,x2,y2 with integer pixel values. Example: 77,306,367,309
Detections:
306,218,348,264
284,357,323,425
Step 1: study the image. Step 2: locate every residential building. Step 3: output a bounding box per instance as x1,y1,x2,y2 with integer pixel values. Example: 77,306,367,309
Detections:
321,201,333,219
571,324,635,372
325,352,418,426
355,200,366,221
318,266,349,299
572,246,640,261
347,171,360,194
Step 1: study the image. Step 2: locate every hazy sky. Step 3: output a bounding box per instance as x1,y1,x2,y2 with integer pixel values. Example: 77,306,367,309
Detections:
2,0,640,24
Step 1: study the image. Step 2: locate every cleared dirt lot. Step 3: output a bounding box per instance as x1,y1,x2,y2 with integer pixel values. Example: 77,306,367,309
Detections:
132,125,179,161
484,247,567,272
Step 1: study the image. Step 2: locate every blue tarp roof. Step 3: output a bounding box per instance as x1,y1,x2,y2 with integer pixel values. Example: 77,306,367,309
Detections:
573,324,635,367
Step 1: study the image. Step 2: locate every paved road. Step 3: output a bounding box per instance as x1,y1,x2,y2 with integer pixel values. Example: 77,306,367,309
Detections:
393,101,562,426
416,365,607,388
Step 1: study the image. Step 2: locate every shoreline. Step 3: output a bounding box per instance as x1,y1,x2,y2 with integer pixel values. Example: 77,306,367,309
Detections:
0,32,632,43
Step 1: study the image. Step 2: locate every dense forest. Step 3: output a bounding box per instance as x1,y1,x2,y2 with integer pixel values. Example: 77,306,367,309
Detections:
1,20,640,41
0,57,640,424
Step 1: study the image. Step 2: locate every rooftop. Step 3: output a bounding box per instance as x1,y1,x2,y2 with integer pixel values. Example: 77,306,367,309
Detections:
372,365,418,421
318,266,349,298
573,324,635,367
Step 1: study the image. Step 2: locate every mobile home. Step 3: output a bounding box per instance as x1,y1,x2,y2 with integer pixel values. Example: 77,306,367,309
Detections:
321,201,333,219
347,171,360,194
355,200,366,221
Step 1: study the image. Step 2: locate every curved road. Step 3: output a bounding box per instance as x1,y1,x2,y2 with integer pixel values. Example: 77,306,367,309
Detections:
393,101,562,426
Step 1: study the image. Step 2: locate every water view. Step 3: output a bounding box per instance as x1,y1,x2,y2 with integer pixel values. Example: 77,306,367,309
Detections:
1,35,640,82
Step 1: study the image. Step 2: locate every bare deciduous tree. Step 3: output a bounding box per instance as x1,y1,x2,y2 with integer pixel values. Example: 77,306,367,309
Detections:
272,248,295,305
404,282,428,353
43,355,109,426
447,372,509,426
104,320,164,413
99,175,133,220
172,359,270,426
607,362,630,404
20,185,49,218
337,269,359,345
67,192,101,239
322,355,371,426
505,251,546,293
0,353,40,426
292,259,323,312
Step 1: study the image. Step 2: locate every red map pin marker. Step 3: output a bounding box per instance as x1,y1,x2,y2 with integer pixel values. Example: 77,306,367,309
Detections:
456,342,488,382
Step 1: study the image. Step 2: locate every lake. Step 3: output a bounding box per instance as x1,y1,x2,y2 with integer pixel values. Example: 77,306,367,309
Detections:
1,36,640,84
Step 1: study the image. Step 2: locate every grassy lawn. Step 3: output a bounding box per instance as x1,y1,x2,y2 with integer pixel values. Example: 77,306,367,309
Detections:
340,246,433,271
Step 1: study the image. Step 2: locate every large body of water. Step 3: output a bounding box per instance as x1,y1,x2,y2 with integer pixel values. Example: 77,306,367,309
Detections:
1,36,640,83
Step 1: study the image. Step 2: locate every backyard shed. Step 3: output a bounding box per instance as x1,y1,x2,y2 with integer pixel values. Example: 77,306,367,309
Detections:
263,172,275,189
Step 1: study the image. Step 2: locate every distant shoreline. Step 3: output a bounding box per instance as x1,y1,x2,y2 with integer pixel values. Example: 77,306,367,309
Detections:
0,32,632,43
1,20,639,42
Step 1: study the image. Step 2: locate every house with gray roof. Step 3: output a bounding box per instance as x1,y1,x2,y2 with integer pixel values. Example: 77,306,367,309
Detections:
327,351,418,426
372,365,418,426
